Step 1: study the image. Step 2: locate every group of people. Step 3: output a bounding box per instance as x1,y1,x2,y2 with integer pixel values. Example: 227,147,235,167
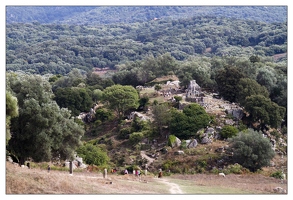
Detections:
123,168,163,178
124,169,141,176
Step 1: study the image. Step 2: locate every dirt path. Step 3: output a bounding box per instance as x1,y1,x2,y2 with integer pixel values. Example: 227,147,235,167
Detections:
140,151,155,165
156,178,183,194
139,151,183,194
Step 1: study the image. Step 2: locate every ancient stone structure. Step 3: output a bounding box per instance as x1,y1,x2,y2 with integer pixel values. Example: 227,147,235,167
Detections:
185,80,205,103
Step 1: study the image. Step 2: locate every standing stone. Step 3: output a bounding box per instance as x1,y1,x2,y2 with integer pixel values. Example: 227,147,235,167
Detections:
103,168,107,179
69,161,73,175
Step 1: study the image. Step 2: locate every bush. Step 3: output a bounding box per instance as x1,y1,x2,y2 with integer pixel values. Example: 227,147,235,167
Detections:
270,170,285,179
180,140,187,149
129,132,144,145
168,135,177,147
227,129,275,172
169,103,211,139
220,125,238,139
223,163,248,174
118,127,132,139
95,108,114,122
76,143,109,166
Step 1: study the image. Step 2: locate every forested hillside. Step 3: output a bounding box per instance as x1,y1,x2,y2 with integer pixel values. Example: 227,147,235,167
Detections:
6,16,287,75
6,6,287,24
6,6,287,187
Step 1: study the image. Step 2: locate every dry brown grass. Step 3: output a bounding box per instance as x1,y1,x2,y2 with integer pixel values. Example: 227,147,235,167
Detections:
6,162,167,194
6,162,287,194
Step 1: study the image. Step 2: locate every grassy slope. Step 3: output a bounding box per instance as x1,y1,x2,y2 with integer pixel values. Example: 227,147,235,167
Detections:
6,162,287,194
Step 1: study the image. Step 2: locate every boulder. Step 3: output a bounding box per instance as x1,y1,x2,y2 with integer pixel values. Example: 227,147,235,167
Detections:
206,127,215,134
174,137,181,147
6,156,13,163
215,147,225,153
186,139,198,148
204,127,215,139
79,163,88,169
201,137,212,144
225,119,234,125
216,125,222,131
273,187,286,194
196,128,205,138
214,133,221,140
226,108,244,120
75,156,83,164
174,150,184,155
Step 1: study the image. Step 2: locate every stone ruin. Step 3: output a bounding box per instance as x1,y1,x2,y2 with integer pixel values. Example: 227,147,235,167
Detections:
185,80,205,104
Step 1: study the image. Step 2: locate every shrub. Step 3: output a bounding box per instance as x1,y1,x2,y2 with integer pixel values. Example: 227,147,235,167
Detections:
129,132,144,145
211,167,219,174
162,160,175,170
118,127,132,139
169,103,210,139
220,125,238,139
270,170,284,179
223,163,247,174
180,140,187,149
196,160,207,168
95,108,114,122
227,129,275,172
168,135,177,147
76,143,109,166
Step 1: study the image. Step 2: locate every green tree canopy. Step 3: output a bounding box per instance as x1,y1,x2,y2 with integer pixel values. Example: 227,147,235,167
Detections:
92,89,103,103
177,58,212,89
102,84,139,119
52,68,86,92
76,143,109,166
6,91,19,144
236,78,269,105
7,73,84,165
243,95,285,129
154,84,162,92
152,103,171,136
54,87,93,116
215,65,245,102
169,104,210,139
220,125,238,139
228,129,275,172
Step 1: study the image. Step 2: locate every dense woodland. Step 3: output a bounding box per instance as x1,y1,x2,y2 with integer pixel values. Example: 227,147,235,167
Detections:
6,6,287,24
6,6,287,176
7,15,287,74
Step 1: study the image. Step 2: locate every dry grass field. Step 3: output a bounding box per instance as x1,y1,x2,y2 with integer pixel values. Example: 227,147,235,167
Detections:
6,162,287,195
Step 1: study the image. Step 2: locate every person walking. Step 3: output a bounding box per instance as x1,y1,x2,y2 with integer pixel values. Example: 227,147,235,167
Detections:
158,169,162,178
47,165,51,173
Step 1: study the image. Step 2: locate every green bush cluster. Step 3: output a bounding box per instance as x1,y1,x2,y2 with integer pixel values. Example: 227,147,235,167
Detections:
220,125,238,139
270,170,285,179
129,132,144,145
118,127,132,139
167,135,177,147
76,143,109,166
